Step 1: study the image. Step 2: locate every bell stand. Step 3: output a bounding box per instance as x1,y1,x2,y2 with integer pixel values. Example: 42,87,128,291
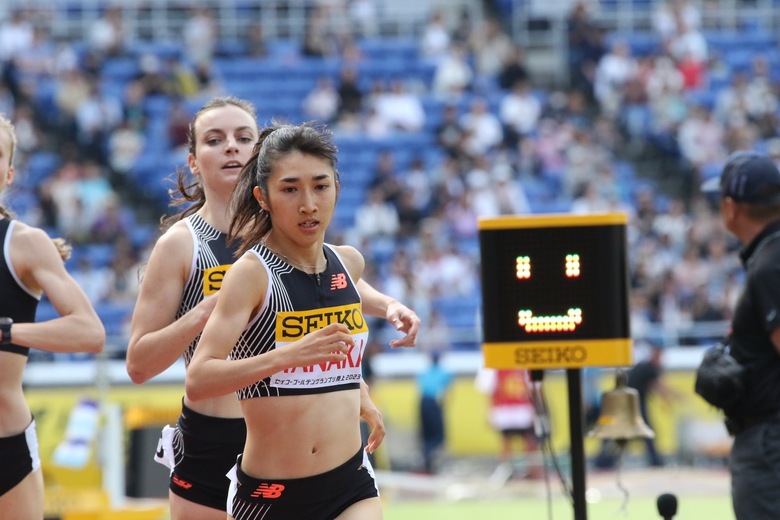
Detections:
566,368,588,520
531,368,588,520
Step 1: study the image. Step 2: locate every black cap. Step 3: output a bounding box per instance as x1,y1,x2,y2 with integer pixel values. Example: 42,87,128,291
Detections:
701,151,780,203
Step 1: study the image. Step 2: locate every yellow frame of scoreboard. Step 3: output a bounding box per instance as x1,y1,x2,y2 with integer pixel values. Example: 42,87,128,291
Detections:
479,212,632,369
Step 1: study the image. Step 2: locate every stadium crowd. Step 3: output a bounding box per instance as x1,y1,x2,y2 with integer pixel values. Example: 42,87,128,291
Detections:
0,0,768,358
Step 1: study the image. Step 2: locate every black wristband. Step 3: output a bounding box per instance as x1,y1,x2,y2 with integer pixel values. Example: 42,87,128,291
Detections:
0,317,12,345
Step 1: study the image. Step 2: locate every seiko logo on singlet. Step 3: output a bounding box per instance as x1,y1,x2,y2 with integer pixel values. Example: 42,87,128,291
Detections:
251,483,286,499
202,264,232,295
330,272,348,290
276,303,367,339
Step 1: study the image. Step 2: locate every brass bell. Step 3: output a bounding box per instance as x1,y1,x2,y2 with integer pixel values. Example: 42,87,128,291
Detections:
588,369,655,441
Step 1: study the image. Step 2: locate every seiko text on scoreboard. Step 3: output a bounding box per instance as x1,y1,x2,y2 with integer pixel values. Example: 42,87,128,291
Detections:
479,213,631,369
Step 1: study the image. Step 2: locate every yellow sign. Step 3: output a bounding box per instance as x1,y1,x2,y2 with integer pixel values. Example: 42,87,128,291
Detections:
479,212,631,369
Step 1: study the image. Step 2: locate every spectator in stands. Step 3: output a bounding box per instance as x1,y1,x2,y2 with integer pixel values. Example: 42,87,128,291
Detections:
53,68,92,143
497,44,529,91
594,39,638,118
0,113,104,520
302,76,340,123
167,97,191,154
571,180,612,214
75,83,124,165
459,97,503,156
677,104,726,187
666,17,707,69
431,155,466,206
350,186,401,242
13,25,55,93
676,48,706,91
499,78,542,146
245,22,268,58
183,6,218,67
87,5,125,61
105,236,141,306
349,0,379,37
70,256,112,304
302,5,336,57
336,67,364,120
745,55,779,139
369,149,403,207
77,160,116,231
432,43,473,98
90,193,131,245
652,0,701,42
566,1,605,104
191,59,224,99
134,53,168,96
688,284,725,326
645,55,683,104
493,159,531,215
373,79,426,133
468,17,513,88
562,123,611,198
107,118,145,190
419,10,451,64
10,103,41,166
162,56,202,99
672,242,711,298
413,232,476,298
0,9,34,89
401,156,435,218
652,197,691,251
127,98,420,520
435,104,467,162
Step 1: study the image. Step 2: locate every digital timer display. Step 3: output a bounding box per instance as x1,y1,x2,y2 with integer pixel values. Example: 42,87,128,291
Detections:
479,213,632,369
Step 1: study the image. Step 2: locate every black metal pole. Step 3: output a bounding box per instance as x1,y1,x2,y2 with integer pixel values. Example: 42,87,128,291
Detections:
567,368,588,520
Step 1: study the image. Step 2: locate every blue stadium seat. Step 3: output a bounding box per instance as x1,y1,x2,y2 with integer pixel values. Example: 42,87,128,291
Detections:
96,302,134,336
23,152,60,187
101,57,140,82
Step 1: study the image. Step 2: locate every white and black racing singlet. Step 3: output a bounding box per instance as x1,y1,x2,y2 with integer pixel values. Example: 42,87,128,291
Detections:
232,243,369,399
176,214,239,366
0,219,40,356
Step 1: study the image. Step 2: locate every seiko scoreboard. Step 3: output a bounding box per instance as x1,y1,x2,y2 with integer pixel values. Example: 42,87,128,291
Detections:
479,213,632,369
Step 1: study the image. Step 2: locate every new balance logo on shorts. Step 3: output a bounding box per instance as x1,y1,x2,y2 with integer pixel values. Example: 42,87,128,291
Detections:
330,273,347,290
172,475,193,489
250,483,286,499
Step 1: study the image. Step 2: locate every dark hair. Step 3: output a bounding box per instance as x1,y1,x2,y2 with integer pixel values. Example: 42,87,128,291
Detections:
229,121,339,255
160,96,258,232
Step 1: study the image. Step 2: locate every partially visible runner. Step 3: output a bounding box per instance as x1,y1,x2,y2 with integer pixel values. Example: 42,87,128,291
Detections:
187,121,386,519
126,98,419,519
0,114,106,520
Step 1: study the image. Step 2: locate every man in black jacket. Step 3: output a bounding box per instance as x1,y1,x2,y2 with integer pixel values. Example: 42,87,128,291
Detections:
702,151,780,520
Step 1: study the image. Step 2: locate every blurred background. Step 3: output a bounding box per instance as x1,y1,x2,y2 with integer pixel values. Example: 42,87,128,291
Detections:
2,0,769,517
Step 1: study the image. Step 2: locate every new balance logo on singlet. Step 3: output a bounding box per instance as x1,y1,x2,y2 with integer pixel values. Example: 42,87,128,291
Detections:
330,273,347,290
250,483,286,499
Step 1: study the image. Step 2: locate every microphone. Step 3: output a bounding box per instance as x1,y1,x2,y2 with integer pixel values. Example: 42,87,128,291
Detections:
656,493,678,519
